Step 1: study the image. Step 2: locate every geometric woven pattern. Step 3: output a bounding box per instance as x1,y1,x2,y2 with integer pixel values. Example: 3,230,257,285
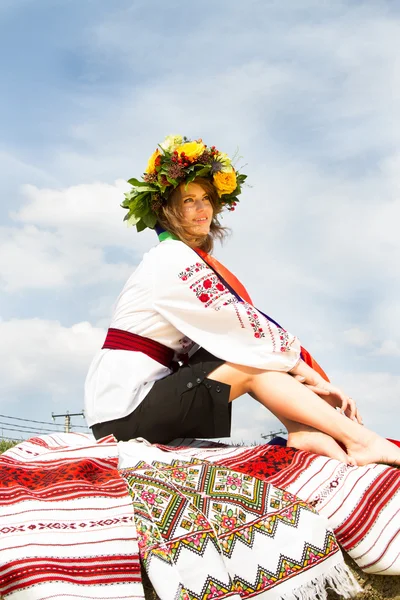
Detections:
172,440,400,576
120,453,346,599
170,534,339,600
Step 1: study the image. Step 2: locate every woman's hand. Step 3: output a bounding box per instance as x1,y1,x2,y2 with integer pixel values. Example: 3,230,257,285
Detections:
289,360,363,424
293,375,363,424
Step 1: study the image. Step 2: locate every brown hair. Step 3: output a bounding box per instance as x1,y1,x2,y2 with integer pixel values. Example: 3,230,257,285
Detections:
157,178,229,253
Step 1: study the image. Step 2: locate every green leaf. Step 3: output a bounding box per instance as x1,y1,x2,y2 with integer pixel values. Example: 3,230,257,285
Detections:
142,212,157,228
136,219,147,232
158,181,171,195
123,191,135,202
126,213,140,227
127,177,152,187
121,198,132,208
132,191,148,203
185,171,198,187
128,184,157,194
123,208,140,226
131,193,152,218
159,164,172,175
194,166,211,178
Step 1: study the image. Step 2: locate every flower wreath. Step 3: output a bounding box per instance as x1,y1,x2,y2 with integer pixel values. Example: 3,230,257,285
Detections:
122,134,247,232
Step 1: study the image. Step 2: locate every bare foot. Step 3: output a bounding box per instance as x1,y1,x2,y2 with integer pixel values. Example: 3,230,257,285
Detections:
346,433,400,467
287,428,356,465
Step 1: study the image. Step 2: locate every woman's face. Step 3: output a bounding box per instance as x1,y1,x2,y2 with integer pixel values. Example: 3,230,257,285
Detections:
175,181,213,236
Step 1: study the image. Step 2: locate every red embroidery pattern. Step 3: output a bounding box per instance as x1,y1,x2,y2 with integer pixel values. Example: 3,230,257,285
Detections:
218,445,298,480
187,273,229,308
0,459,126,503
244,303,266,339
233,301,245,328
278,328,293,352
178,262,208,282
0,515,134,535
178,336,195,351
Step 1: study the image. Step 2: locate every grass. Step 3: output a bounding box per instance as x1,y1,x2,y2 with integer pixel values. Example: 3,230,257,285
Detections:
0,439,18,454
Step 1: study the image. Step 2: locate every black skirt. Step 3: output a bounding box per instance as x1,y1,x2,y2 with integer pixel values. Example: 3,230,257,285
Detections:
91,348,231,444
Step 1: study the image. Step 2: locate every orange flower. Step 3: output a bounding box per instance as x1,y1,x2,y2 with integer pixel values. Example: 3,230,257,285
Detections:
213,169,237,197
146,149,161,174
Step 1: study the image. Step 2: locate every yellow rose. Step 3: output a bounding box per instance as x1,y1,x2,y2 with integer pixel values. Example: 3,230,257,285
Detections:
213,169,237,197
146,148,161,174
176,141,206,162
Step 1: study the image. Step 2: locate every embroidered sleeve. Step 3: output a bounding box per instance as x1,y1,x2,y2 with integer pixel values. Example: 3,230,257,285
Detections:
178,267,230,308
152,243,301,371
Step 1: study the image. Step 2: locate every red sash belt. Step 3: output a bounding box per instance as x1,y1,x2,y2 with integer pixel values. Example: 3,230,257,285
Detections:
102,327,187,371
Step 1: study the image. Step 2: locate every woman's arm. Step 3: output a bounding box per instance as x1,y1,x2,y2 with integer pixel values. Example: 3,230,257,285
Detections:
290,359,362,423
289,358,325,385
152,241,301,372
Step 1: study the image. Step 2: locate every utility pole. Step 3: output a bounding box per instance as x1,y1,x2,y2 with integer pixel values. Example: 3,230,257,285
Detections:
260,429,286,441
52,411,85,433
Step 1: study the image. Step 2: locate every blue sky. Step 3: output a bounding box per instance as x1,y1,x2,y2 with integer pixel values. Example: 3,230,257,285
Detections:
1,0,399,441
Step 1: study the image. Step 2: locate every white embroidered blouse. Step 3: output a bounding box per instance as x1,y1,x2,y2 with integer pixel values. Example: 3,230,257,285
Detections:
84,239,301,426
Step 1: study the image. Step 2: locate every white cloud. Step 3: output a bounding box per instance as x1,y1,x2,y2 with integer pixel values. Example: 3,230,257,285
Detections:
343,328,373,348
0,318,104,404
0,181,155,292
375,340,400,357
0,223,135,292
13,180,142,247
332,370,400,439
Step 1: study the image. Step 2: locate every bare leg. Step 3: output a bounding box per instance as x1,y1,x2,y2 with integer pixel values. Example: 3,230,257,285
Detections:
207,363,400,466
248,390,354,463
279,417,355,464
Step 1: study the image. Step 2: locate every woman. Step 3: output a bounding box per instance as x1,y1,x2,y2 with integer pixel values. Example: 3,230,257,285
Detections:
84,135,400,467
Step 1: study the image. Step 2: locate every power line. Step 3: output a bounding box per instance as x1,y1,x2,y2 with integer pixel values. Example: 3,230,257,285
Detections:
0,421,64,434
0,434,23,441
0,413,90,429
0,426,64,437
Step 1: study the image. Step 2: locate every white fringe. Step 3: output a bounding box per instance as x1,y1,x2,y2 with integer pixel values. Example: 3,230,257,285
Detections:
279,562,362,600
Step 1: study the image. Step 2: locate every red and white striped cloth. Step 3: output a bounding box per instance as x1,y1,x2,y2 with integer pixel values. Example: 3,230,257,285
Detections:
163,440,400,575
0,433,144,599
1,433,398,600
267,451,400,575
